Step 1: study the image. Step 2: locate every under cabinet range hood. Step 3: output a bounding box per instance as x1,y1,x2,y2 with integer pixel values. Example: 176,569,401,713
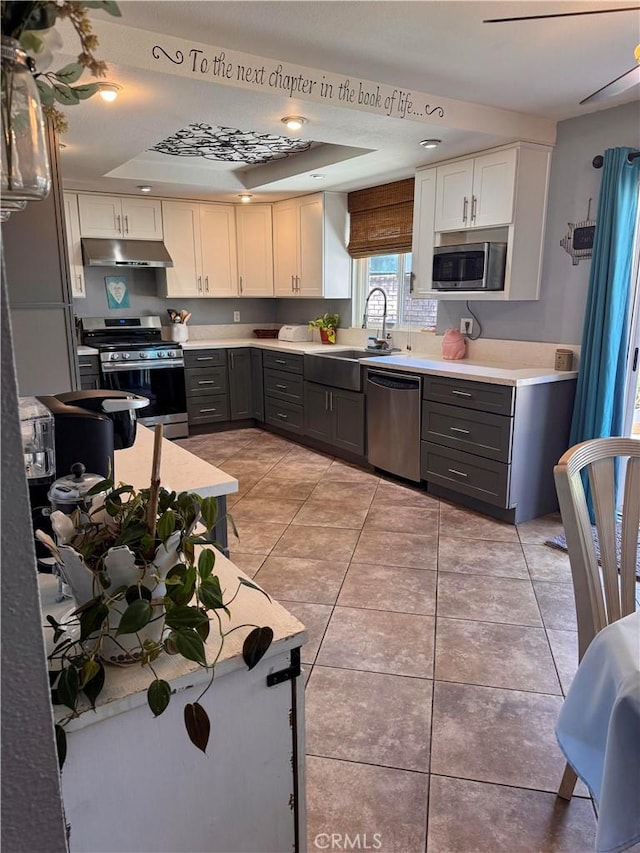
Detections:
81,238,174,268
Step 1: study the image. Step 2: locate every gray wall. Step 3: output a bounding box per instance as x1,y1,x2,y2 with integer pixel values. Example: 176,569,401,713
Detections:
438,101,640,342
1,265,68,851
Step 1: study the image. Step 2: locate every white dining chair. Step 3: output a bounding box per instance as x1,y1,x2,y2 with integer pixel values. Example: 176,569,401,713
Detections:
553,436,640,799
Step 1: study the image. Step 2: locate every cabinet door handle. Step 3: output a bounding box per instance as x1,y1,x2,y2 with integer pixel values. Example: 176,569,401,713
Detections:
116,214,122,234
230,352,235,369
451,389,472,397
78,362,93,368
329,391,333,412
276,383,287,390
239,275,243,294
470,195,477,223
124,215,129,235
324,391,329,410
77,274,84,294
198,380,215,385
295,275,300,292
205,276,209,293
277,412,288,420
196,356,214,361
198,276,203,293
462,197,468,223
200,408,218,413
449,426,470,434
448,468,468,478
291,275,295,293
275,358,286,365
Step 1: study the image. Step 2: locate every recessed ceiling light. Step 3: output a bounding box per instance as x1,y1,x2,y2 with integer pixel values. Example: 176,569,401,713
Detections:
420,139,441,149
281,116,307,131
238,193,253,203
310,174,325,180
99,83,122,102
137,185,152,193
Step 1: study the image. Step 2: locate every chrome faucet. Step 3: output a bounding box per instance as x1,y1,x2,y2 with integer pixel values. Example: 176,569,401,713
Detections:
362,287,388,342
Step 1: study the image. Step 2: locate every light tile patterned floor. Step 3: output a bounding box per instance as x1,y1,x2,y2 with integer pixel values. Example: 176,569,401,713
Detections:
177,428,597,852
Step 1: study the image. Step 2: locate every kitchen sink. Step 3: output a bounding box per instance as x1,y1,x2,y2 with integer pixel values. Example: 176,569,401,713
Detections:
304,348,392,391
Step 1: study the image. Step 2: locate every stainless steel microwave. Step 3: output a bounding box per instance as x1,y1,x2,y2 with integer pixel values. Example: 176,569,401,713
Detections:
432,242,507,291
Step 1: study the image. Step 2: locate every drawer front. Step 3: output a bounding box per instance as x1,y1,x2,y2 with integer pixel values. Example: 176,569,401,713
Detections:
264,368,303,403
423,376,514,416
184,349,227,369
78,355,100,375
264,398,304,434
421,441,510,508
421,401,513,462
262,351,304,375
187,394,229,424
185,366,227,395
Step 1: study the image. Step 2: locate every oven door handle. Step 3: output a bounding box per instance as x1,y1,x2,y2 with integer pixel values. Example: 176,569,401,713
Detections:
101,359,184,373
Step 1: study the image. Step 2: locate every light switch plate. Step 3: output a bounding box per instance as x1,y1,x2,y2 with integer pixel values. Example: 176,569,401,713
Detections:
233,311,240,322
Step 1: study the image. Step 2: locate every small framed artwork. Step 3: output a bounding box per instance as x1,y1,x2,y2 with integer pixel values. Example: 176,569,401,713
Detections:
105,275,130,309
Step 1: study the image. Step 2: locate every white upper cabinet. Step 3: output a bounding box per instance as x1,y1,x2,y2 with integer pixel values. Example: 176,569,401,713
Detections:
77,194,163,240
413,142,552,301
410,169,437,298
160,201,238,298
63,192,86,298
236,204,274,297
273,192,351,299
434,147,517,232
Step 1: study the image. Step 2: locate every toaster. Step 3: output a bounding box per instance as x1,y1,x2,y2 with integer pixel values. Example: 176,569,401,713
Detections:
277,324,313,342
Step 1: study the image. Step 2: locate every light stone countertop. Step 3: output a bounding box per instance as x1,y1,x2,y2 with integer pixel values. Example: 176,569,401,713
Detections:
181,338,339,355
77,344,99,356
115,423,238,498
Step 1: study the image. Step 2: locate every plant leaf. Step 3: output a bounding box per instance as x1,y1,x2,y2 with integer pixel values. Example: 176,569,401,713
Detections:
174,629,207,666
83,0,123,17
116,599,152,635
157,508,176,543
125,584,152,604
85,477,113,496
200,496,218,532
195,614,210,643
71,82,101,101
57,665,79,710
81,658,100,687
82,661,105,708
51,81,80,107
199,576,225,611
242,626,274,670
147,679,171,717
79,601,108,642
52,62,83,85
35,79,55,107
55,724,67,771
238,576,272,602
164,605,209,631
197,548,215,580
184,702,210,753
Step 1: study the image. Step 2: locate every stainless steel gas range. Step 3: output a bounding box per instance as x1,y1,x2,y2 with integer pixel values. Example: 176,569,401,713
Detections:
81,316,188,438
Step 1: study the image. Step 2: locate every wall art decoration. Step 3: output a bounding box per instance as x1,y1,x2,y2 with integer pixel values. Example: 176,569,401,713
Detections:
151,123,312,164
105,276,130,309
560,198,596,266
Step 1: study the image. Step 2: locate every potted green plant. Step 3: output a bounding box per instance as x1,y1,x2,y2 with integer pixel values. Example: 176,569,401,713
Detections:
36,436,273,768
308,312,340,344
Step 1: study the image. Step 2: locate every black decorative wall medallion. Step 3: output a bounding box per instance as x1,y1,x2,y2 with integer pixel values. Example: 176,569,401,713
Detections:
151,123,312,164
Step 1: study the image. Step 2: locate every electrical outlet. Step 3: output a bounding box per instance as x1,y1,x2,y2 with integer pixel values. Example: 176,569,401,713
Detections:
460,317,474,336
233,311,240,323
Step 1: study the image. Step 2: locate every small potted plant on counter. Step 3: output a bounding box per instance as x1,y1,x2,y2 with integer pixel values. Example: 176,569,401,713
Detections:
308,312,340,344
36,426,273,767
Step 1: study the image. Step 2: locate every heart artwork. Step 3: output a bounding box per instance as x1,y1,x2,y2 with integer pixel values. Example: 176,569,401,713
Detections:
107,279,127,304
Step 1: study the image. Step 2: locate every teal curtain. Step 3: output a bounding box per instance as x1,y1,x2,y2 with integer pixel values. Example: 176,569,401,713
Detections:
570,147,640,448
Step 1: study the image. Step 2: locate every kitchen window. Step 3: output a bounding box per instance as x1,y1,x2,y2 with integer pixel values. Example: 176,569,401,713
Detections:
353,253,438,333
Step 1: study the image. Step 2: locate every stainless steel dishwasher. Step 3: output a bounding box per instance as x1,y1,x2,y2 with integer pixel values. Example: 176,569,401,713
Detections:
366,369,422,482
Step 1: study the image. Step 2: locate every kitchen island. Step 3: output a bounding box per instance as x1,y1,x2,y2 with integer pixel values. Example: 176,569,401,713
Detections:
40,427,307,853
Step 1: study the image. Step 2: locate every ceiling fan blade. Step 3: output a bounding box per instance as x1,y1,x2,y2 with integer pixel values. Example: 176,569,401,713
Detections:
484,6,638,23
580,63,640,103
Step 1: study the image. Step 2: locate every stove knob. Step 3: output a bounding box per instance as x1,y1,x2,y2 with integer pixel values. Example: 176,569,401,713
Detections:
122,352,131,360
139,351,148,359
167,350,176,358
110,352,120,361
158,350,166,358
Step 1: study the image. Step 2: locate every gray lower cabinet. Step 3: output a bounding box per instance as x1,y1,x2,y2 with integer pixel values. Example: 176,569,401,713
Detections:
184,348,229,426
304,381,366,457
251,349,264,422
420,375,576,523
264,353,304,434
78,355,101,390
228,348,251,420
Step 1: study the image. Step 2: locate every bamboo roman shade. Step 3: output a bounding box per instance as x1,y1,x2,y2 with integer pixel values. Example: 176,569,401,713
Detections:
347,178,414,258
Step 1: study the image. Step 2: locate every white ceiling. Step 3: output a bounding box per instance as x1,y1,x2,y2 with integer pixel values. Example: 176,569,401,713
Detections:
59,0,640,202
